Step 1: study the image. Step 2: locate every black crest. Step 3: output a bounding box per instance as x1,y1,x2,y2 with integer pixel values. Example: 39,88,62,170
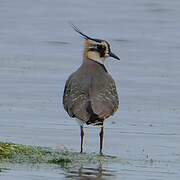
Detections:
71,24,102,43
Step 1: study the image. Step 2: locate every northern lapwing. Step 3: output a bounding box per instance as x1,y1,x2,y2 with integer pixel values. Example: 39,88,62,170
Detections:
63,24,119,154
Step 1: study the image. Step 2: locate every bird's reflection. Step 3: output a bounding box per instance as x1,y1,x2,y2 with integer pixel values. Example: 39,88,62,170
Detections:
0,167,10,173
65,162,115,180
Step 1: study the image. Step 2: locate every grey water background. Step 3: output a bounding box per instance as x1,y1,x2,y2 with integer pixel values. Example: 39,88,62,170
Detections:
0,0,180,179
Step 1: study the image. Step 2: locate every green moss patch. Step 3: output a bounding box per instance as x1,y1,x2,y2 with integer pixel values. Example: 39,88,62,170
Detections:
0,142,71,166
0,142,118,167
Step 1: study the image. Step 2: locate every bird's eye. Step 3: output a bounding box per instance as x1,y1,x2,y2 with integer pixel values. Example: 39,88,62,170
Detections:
97,44,105,51
97,44,106,57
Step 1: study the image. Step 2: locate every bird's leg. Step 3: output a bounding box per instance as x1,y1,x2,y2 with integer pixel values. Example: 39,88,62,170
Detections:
99,126,104,155
80,126,84,153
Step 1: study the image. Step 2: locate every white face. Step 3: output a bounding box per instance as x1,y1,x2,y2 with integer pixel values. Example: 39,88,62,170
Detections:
87,40,111,63
101,41,110,58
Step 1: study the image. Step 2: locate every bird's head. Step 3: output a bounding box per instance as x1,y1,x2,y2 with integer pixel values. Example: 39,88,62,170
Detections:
72,24,120,64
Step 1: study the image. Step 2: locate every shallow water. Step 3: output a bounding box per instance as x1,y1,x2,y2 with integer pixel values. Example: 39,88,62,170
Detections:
0,0,180,179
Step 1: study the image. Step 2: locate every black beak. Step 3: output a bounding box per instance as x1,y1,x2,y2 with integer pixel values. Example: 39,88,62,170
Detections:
109,52,120,60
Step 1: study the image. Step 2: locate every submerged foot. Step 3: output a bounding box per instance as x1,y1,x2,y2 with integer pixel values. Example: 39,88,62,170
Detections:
99,151,104,156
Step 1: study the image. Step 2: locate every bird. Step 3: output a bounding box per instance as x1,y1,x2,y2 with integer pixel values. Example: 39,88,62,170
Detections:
63,24,119,154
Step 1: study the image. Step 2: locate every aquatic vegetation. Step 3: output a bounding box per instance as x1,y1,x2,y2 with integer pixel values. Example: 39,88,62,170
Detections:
0,142,118,167
0,142,71,166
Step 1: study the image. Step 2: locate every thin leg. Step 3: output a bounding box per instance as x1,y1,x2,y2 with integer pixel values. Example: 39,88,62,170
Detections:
99,126,104,155
80,126,84,153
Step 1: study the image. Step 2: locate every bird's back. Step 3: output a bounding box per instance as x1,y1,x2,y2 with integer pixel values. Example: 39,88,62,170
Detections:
63,60,119,125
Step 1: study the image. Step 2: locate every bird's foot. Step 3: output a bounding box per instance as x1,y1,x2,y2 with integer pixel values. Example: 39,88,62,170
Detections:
99,151,104,156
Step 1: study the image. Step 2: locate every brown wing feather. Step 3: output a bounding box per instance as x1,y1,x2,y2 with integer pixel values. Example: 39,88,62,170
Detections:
63,63,119,124
90,75,119,120
63,73,90,122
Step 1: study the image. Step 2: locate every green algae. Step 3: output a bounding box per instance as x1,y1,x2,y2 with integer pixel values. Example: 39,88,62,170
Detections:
0,142,120,168
0,142,71,165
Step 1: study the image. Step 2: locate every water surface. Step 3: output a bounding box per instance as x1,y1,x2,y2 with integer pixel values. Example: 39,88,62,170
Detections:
0,0,180,179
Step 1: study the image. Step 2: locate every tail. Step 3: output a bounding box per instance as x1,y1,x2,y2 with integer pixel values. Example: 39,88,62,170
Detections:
86,101,104,126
